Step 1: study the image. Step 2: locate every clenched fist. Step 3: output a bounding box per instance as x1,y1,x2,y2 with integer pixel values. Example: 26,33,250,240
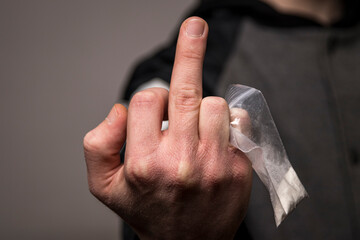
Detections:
84,17,252,240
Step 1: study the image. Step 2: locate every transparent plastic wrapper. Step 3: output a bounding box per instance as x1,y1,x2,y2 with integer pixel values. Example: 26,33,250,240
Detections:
225,84,308,226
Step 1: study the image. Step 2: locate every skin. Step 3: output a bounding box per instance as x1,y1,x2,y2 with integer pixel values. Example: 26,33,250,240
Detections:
84,17,252,240
261,0,343,25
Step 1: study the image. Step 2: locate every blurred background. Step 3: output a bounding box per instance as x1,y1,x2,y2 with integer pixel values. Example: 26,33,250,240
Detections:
0,0,195,239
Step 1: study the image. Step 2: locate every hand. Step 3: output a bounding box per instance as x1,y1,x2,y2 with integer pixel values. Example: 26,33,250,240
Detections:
83,17,252,240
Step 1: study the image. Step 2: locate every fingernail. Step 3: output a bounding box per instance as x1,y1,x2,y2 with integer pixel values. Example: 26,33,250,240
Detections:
106,105,118,124
186,19,205,38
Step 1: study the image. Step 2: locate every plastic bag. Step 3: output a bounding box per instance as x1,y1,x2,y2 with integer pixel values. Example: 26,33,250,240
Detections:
225,84,308,226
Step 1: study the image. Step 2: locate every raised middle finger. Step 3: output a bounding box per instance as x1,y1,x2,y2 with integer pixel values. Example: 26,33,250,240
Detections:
168,17,209,144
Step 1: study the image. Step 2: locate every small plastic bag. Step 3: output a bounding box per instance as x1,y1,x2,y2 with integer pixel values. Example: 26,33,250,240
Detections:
225,84,308,227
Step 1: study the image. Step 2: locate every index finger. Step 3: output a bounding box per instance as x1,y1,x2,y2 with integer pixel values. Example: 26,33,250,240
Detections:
168,17,209,142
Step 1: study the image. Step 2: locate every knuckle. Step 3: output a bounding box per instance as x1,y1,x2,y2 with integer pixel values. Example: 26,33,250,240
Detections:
173,86,201,111
202,163,228,189
83,131,102,153
125,160,156,185
179,47,203,61
130,90,158,108
201,97,229,114
83,130,111,157
231,158,252,184
172,160,196,188
232,167,252,185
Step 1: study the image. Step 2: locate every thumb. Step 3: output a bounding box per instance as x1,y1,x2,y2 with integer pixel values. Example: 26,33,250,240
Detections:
83,104,127,187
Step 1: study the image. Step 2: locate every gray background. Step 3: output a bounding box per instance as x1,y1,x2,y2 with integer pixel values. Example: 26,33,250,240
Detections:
0,0,195,239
